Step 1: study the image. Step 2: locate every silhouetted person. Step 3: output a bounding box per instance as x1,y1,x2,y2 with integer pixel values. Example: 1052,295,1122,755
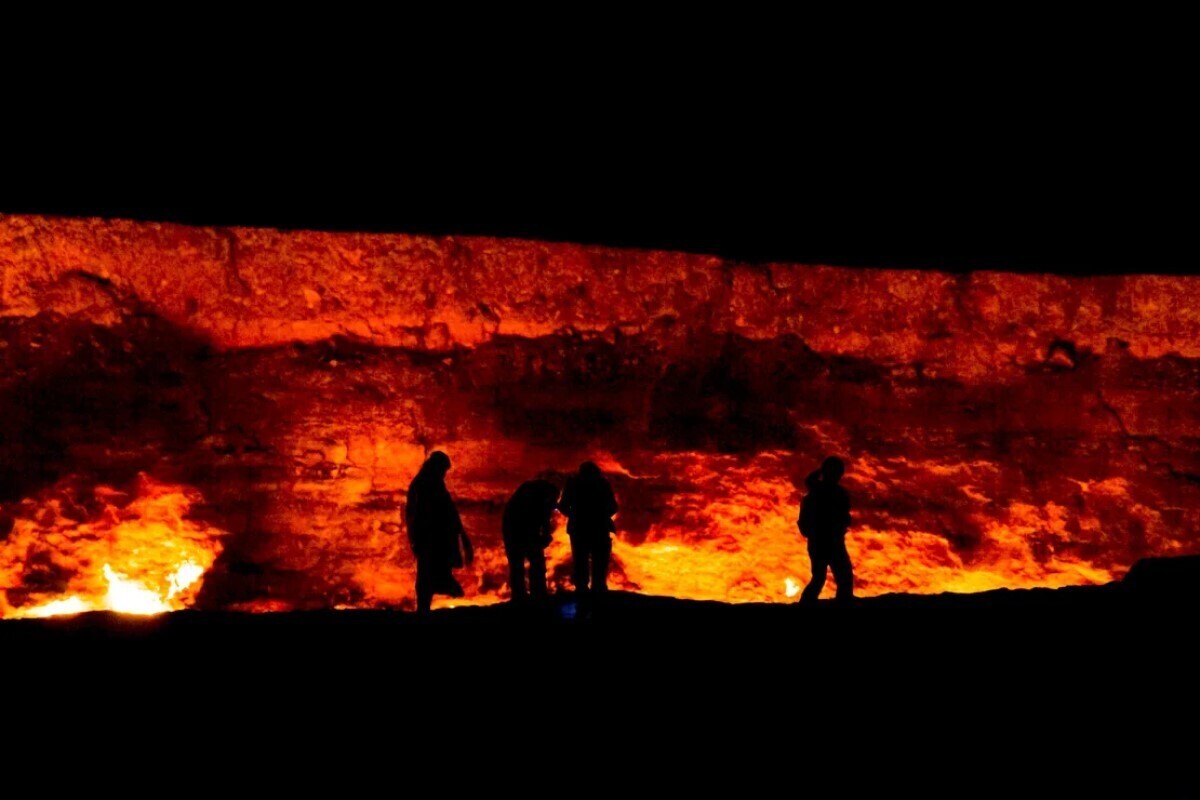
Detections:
502,478,559,601
558,461,617,596
798,456,853,605
406,451,473,612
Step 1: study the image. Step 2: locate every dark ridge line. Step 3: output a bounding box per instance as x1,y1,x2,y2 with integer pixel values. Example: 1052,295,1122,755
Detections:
0,579,1153,627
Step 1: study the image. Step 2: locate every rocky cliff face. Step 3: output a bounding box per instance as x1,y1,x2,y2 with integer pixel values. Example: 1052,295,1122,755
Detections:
2,214,1198,614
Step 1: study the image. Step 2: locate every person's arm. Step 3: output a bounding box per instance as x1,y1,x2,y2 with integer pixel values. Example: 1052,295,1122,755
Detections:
450,500,473,565
839,490,852,533
558,480,575,519
461,526,474,565
605,482,618,518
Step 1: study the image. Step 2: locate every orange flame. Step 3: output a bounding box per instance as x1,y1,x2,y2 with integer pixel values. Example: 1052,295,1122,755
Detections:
1,476,227,618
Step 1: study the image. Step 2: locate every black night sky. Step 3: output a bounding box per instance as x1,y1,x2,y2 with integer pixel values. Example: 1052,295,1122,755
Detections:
1,56,1182,278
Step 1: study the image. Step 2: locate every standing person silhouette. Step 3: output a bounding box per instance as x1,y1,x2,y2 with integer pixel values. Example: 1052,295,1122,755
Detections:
405,451,473,612
502,478,559,602
798,456,854,605
558,461,618,598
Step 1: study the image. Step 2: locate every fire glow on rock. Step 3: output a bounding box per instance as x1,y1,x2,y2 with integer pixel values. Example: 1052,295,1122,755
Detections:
1,215,1198,615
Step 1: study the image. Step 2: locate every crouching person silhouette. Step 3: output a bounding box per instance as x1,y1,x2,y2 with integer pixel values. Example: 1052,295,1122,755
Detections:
558,461,618,598
503,478,559,601
406,451,473,612
798,456,854,605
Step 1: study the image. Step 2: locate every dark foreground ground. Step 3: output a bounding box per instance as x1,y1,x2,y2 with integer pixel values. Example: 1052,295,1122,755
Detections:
3,556,1198,790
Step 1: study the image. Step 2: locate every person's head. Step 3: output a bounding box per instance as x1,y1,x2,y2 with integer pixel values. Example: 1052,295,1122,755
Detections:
426,450,451,477
578,461,602,479
821,456,845,483
534,479,560,509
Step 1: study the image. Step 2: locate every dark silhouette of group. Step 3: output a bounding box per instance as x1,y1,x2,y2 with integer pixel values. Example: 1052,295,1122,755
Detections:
405,450,854,612
405,453,618,611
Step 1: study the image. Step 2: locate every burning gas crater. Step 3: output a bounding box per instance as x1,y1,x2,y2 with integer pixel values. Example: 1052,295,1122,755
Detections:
19,563,204,618
0,448,1165,617
2,214,1200,616
0,476,226,618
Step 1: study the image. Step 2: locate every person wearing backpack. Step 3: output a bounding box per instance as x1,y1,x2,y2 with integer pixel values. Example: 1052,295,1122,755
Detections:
798,456,854,605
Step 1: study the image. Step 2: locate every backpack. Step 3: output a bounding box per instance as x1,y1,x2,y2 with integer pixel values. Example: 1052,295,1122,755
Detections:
798,492,817,539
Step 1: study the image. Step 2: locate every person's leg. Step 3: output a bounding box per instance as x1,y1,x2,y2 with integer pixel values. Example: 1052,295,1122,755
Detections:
570,535,590,594
506,543,526,601
592,534,612,592
831,540,854,603
529,546,547,599
416,560,433,612
800,545,828,605
442,573,465,598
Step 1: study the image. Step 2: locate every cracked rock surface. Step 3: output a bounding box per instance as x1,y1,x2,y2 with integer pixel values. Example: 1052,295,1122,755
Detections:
2,214,1198,612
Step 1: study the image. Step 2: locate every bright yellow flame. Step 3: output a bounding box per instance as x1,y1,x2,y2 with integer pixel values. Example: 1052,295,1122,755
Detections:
431,594,506,611
16,596,91,618
168,561,205,599
15,561,210,618
785,578,801,598
102,564,172,615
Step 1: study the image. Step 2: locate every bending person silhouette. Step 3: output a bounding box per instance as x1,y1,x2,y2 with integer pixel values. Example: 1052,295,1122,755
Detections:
798,456,854,605
558,461,618,596
502,478,559,601
406,450,473,612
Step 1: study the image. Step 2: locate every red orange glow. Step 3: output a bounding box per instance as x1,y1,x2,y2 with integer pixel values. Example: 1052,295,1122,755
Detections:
2,214,1198,615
